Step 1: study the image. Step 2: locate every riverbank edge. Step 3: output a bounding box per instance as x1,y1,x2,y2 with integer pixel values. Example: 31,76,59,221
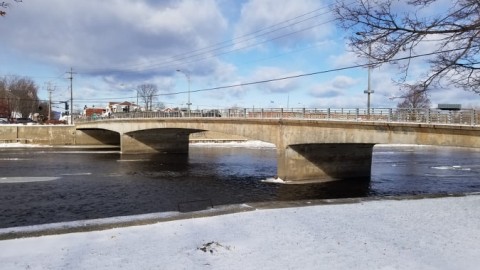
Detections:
0,192,475,241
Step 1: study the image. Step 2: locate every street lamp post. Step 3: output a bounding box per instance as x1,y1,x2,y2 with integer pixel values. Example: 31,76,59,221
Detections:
364,44,374,117
176,69,191,117
356,32,374,117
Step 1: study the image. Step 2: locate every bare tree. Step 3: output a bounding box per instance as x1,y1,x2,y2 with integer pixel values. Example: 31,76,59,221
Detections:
334,0,480,93
0,78,10,117
1,0,22,17
396,85,431,109
136,83,158,111
1,76,40,118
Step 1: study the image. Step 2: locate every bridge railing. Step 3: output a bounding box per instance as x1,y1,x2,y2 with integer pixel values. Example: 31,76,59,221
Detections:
75,108,479,126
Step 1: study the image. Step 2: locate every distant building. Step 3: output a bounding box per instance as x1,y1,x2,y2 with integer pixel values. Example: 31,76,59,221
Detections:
107,101,142,113
84,107,106,118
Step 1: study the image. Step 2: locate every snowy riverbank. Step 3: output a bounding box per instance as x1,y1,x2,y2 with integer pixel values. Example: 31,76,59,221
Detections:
1,194,479,269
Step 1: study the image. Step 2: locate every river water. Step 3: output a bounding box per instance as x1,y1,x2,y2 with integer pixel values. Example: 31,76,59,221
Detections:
1,142,480,228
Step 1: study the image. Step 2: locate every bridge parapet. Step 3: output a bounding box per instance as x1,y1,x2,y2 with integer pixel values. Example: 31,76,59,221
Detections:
76,108,479,126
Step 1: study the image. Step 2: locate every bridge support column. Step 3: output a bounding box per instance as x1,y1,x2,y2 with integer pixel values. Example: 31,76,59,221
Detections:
277,143,375,183
121,130,190,154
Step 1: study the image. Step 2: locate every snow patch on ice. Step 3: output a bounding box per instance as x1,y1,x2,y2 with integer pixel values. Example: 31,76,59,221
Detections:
117,159,150,162
61,173,92,176
432,165,471,171
190,140,275,149
0,177,60,183
261,177,285,184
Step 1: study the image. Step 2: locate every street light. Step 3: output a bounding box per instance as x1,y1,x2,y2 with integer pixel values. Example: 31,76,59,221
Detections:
356,32,374,117
176,69,191,117
364,44,374,117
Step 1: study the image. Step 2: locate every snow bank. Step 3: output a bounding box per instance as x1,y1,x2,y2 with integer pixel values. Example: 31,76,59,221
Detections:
1,195,479,270
0,142,49,148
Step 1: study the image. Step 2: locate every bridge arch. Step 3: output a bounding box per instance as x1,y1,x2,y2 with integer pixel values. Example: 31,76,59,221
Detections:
122,128,205,154
76,128,120,146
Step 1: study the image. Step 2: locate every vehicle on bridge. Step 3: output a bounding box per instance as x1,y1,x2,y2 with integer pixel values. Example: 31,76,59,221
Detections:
202,110,221,117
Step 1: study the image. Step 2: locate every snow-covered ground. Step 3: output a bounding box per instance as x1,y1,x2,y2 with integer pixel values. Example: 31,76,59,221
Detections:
1,195,479,270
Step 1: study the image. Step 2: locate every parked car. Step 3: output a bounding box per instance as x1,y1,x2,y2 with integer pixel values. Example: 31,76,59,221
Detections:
14,118,37,124
0,118,9,124
202,110,222,117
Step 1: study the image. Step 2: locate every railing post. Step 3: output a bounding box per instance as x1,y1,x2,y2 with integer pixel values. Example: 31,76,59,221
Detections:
280,108,283,119
472,109,476,126
388,108,392,122
244,108,247,118
302,108,305,119
327,108,331,119
261,109,264,119
355,108,359,121
426,109,430,124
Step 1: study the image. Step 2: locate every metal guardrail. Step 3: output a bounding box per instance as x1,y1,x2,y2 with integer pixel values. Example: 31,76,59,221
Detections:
75,108,480,126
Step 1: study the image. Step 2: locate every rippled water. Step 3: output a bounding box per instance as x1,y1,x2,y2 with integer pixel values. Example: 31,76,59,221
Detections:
0,143,479,228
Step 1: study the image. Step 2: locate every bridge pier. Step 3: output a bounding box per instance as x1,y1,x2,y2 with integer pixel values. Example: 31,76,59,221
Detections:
277,143,375,183
121,129,192,154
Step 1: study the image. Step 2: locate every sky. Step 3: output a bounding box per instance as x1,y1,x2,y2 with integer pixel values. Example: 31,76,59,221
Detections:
1,0,479,112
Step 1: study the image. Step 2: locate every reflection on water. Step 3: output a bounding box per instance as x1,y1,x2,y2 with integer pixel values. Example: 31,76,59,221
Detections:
0,144,479,228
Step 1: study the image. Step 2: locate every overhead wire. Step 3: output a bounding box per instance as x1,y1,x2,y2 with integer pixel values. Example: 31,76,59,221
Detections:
79,3,336,74
74,46,474,102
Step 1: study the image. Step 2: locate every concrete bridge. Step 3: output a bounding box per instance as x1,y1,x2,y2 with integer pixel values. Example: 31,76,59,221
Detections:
75,108,480,183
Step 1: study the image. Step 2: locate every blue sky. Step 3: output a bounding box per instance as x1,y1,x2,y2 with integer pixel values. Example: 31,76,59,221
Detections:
1,0,479,112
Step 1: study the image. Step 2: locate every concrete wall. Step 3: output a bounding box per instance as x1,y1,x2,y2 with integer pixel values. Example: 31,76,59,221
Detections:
0,125,76,145
0,126,245,146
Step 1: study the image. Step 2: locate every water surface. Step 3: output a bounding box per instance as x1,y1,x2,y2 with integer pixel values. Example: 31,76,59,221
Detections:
0,143,479,228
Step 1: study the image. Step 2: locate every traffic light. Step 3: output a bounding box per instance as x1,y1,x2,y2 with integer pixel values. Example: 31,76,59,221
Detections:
65,102,69,110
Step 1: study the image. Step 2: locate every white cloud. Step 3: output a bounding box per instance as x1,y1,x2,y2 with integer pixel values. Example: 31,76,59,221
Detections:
308,75,362,107
310,75,358,97
0,0,228,77
250,66,302,94
331,75,357,89
233,0,333,50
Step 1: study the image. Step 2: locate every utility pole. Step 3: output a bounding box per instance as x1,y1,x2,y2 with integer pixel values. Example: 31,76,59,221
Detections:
176,69,191,117
46,82,55,121
66,68,76,124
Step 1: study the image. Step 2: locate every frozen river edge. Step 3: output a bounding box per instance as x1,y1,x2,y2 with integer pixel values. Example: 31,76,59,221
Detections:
0,193,470,241
1,194,480,269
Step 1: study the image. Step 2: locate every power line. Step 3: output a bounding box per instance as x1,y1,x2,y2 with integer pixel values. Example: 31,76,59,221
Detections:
183,46,473,95
136,18,336,73
75,46,472,102
79,4,336,74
